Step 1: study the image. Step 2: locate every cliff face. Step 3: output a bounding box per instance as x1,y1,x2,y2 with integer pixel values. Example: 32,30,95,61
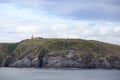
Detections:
0,38,120,69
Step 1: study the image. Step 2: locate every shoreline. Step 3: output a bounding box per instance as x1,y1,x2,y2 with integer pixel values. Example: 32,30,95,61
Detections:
0,67,120,70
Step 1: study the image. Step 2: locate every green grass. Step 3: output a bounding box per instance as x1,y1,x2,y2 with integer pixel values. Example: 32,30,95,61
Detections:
0,38,120,61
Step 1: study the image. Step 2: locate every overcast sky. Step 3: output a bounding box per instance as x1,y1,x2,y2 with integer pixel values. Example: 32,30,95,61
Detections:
0,0,120,45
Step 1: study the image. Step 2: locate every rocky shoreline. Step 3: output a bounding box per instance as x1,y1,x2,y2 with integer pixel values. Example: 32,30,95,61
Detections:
1,53,120,69
0,39,120,69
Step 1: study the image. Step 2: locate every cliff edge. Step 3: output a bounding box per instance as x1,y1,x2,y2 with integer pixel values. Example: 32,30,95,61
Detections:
0,38,120,69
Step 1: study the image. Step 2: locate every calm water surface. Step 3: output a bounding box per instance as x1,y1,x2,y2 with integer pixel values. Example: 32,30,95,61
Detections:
0,68,120,80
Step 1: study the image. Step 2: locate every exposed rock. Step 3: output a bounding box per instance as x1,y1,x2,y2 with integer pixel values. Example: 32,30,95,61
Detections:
0,38,120,69
1,54,120,69
89,58,111,69
66,48,76,59
10,48,47,68
31,49,46,67
3,52,119,69
80,54,94,68
41,54,120,69
102,58,111,68
0,56,2,66
107,56,120,69
31,57,40,67
61,58,83,68
42,54,113,69
10,56,31,67
2,55,16,67
43,56,83,68
42,56,63,68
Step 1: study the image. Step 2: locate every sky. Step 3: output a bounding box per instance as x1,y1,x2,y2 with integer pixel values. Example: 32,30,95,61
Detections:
0,0,120,45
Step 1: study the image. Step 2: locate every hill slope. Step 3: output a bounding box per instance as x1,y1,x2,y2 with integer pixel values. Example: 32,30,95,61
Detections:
0,38,120,69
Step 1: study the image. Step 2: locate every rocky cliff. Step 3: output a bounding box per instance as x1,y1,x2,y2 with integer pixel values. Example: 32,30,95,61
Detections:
0,38,120,69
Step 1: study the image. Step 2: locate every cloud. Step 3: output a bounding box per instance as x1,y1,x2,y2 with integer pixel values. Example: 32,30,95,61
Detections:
0,1,120,45
2,0,119,21
0,16,120,44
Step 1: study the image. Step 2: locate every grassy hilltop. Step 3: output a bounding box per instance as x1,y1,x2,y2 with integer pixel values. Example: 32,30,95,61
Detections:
0,38,120,68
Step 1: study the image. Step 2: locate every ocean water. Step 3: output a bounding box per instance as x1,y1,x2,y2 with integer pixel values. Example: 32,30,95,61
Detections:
0,68,120,80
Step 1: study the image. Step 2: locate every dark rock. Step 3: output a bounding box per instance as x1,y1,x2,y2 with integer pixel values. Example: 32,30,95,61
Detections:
42,56,63,68
10,49,47,68
89,58,111,69
0,55,2,66
80,54,93,68
8,54,120,69
74,54,112,69
31,57,40,67
42,56,83,68
107,56,120,69
10,56,31,67
31,49,46,67
61,58,83,68
2,55,16,67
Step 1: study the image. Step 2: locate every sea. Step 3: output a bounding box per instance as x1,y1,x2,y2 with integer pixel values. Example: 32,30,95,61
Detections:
0,68,120,80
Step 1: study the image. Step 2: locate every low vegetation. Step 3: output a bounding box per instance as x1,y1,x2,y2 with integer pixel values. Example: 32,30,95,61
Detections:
0,38,120,66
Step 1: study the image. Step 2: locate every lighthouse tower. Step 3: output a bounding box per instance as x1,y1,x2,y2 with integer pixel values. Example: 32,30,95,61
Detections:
31,34,34,39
